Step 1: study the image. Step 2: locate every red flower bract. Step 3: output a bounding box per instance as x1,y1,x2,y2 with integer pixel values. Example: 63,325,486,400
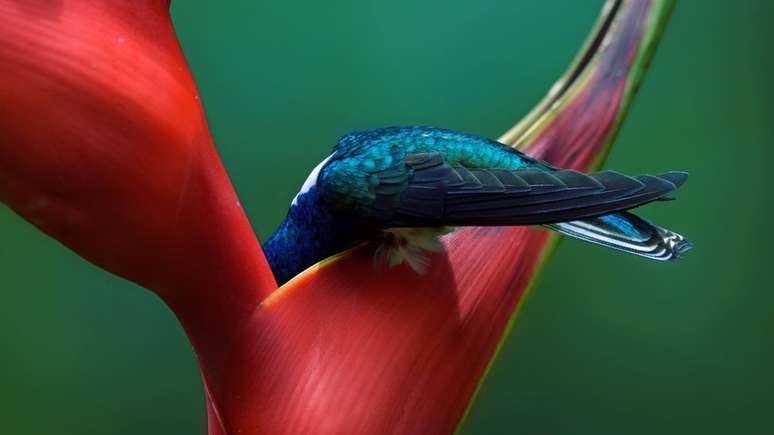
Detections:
0,1,675,434
0,0,275,397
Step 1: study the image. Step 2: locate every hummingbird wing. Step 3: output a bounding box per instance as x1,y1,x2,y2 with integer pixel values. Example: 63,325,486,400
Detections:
319,150,686,228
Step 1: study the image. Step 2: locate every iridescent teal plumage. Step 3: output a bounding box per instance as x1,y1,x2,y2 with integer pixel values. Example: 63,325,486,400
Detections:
264,126,691,285
317,127,548,220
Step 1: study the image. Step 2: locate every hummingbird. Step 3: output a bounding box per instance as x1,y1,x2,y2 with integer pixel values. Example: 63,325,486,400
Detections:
263,126,692,285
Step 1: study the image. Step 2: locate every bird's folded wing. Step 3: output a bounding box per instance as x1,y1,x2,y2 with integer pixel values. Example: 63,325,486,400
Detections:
389,152,686,227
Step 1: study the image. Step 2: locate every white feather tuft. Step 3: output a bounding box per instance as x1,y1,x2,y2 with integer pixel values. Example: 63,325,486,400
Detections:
291,154,334,206
373,227,454,273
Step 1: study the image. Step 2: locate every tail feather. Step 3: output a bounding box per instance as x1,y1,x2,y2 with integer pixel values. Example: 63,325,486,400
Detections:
546,211,693,261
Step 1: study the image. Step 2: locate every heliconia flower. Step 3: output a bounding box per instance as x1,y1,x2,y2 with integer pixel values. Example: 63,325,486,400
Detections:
0,1,675,434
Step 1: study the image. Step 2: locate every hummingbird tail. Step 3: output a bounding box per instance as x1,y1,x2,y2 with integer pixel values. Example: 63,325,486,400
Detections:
545,211,693,261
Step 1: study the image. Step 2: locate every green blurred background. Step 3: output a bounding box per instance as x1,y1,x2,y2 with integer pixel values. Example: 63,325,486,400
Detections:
1,1,772,434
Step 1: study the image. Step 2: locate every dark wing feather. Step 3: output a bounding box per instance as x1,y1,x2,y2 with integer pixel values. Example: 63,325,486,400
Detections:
388,152,685,227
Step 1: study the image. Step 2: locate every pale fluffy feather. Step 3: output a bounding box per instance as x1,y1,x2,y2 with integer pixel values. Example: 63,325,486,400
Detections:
373,227,454,273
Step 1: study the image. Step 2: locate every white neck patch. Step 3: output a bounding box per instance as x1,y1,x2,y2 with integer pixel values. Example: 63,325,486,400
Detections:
292,154,334,206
